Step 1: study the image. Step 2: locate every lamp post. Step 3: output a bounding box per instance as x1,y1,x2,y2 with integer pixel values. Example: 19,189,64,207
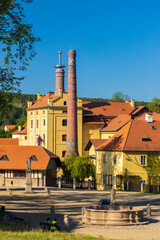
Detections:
148,165,152,192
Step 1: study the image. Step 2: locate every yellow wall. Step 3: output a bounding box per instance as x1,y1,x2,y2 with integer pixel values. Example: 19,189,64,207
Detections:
100,132,115,139
123,152,149,182
26,92,83,162
19,134,28,146
82,124,101,155
96,150,123,190
94,150,160,189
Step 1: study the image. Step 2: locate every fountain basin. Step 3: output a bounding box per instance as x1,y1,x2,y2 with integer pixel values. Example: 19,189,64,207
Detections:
82,205,148,226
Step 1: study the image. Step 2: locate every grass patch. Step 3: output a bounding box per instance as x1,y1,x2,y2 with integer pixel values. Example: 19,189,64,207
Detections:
0,213,110,240
142,189,159,194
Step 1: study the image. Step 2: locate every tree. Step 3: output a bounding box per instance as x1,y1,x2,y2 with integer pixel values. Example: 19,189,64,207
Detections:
0,0,40,112
146,97,160,112
64,154,95,186
112,92,130,102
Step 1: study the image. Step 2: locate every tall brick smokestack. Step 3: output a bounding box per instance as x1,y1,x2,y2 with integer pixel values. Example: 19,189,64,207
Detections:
54,52,66,96
66,50,78,156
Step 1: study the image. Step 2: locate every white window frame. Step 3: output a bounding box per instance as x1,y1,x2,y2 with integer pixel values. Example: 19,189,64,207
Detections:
113,154,117,165
140,155,146,166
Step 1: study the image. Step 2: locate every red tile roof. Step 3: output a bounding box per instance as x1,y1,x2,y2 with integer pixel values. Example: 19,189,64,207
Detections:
28,93,60,109
12,130,19,135
12,122,27,135
82,101,134,118
85,139,106,150
96,119,160,152
101,115,131,132
5,125,16,130
0,146,60,170
19,122,27,134
0,139,19,145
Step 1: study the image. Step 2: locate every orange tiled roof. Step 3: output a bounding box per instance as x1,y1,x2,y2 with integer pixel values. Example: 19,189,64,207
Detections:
12,130,19,135
12,122,27,135
19,122,27,134
101,115,131,132
0,146,60,170
82,101,134,118
5,125,16,130
0,139,19,145
28,93,60,109
138,112,160,121
96,119,160,152
85,139,106,151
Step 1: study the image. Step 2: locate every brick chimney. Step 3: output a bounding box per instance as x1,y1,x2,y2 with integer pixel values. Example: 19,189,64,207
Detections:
66,50,78,156
54,52,66,96
156,103,160,113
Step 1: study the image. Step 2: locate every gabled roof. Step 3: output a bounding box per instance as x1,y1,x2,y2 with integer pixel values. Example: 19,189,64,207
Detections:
0,139,19,145
82,101,134,118
138,112,160,121
85,139,106,151
100,115,131,132
5,125,16,130
96,119,160,152
0,146,61,170
12,122,27,135
27,93,60,110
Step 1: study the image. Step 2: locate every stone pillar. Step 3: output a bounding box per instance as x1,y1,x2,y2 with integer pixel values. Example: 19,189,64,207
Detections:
73,178,76,190
141,182,144,192
110,188,116,206
64,215,69,230
43,173,46,187
25,157,32,193
146,204,151,217
58,177,62,189
66,50,78,156
88,180,91,190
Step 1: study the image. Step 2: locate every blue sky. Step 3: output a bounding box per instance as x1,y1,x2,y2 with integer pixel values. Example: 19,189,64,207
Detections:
21,0,160,101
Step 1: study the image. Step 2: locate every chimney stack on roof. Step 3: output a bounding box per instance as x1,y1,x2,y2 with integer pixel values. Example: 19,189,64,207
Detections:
156,103,160,113
54,52,66,96
66,50,78,156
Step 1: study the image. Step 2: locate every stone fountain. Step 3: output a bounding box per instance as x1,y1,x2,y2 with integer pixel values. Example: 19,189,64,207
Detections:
82,188,148,226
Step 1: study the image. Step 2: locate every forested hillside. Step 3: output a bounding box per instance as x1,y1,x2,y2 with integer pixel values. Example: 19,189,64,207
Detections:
0,94,36,126
0,92,159,129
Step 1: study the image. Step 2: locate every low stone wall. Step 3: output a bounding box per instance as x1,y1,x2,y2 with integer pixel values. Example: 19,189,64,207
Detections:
5,178,43,187
82,205,144,226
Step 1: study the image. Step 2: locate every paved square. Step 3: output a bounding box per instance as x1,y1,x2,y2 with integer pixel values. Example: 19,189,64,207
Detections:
1,189,160,239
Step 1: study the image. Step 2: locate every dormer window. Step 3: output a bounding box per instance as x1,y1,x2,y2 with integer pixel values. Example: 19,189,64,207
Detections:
0,155,9,161
30,155,38,161
114,134,122,141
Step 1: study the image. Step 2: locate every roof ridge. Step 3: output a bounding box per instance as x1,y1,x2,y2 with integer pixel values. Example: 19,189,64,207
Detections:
123,120,133,150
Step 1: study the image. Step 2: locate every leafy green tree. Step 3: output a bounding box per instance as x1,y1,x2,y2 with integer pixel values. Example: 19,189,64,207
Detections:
112,92,130,102
64,154,95,186
146,97,160,112
0,0,40,112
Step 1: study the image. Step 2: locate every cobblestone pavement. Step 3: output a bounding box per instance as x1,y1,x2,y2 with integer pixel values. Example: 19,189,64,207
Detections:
0,188,160,239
